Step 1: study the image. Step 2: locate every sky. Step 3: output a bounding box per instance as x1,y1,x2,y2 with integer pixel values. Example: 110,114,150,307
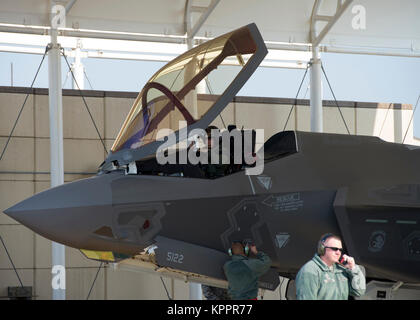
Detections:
1,50,419,136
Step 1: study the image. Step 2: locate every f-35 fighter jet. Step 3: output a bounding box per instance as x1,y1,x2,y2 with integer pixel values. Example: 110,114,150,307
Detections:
5,24,420,291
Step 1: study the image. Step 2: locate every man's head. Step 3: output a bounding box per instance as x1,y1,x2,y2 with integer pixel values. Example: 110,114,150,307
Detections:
317,233,343,266
229,241,249,256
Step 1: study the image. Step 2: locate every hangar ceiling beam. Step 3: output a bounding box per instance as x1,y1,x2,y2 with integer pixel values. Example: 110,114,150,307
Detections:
310,0,353,47
185,0,220,49
65,0,77,14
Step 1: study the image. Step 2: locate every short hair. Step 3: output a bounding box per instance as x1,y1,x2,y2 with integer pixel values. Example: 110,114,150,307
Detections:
320,233,342,244
231,242,244,255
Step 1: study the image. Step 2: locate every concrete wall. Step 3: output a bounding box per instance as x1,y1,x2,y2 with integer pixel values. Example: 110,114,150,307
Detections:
0,86,417,300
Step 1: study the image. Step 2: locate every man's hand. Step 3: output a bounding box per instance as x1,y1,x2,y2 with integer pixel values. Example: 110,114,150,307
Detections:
250,245,258,255
342,254,355,270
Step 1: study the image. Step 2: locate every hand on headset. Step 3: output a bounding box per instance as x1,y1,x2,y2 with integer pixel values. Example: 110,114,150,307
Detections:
249,244,258,255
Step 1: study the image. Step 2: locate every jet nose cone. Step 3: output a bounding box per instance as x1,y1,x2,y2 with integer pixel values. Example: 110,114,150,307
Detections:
4,197,37,226
4,202,25,221
3,174,114,248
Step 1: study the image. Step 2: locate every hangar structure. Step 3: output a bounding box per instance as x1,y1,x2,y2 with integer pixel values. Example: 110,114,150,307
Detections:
0,0,419,300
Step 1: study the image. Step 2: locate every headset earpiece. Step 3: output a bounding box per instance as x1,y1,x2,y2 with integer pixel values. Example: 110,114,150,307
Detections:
244,243,249,256
318,233,333,256
228,241,250,256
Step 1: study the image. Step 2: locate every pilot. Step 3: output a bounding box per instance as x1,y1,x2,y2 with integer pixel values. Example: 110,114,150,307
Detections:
202,126,230,178
223,241,271,300
295,233,366,300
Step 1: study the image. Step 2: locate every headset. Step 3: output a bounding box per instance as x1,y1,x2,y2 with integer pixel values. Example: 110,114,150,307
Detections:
317,233,334,256
228,240,250,256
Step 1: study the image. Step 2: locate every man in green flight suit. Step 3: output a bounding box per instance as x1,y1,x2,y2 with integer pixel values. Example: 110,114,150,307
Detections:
203,126,230,178
295,233,366,300
223,241,271,300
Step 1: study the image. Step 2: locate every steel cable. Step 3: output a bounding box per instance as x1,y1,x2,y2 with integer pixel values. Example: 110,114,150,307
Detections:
283,63,309,131
0,46,49,162
61,49,108,154
321,64,351,135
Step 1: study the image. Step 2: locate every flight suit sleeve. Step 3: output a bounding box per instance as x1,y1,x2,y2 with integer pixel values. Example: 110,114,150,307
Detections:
246,252,272,277
295,267,320,300
346,264,366,297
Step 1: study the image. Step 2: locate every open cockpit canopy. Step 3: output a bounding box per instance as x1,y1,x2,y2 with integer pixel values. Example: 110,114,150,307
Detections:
104,23,267,168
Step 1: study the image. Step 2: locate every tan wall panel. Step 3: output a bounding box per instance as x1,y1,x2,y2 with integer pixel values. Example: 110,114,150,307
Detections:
64,139,106,172
296,105,310,131
357,108,391,141
35,138,105,173
63,96,105,140
0,137,35,173
0,173,34,182
0,225,34,269
355,104,414,144
33,174,89,185
35,138,49,173
172,278,190,300
106,269,172,299
33,269,51,299
34,234,51,269
395,109,414,144
66,267,106,300
209,102,235,130
33,94,105,139
0,93,34,137
324,106,356,135
34,94,49,138
197,100,214,119
33,95,107,139
400,110,419,145
104,97,135,140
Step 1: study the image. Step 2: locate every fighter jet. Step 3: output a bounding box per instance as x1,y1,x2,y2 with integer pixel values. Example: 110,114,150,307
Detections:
4,23,420,293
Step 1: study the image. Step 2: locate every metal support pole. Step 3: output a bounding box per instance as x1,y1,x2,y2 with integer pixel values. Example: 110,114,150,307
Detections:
310,45,323,132
48,26,66,300
71,39,84,90
189,282,202,300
